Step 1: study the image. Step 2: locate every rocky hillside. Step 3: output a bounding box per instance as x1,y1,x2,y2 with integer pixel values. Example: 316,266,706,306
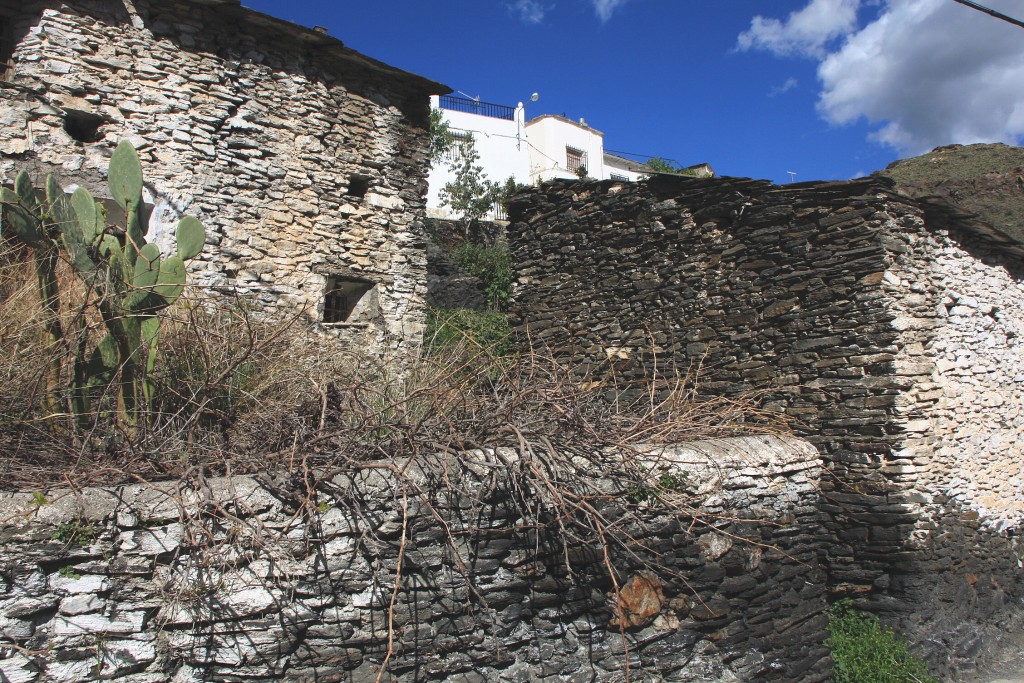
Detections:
874,143,1024,244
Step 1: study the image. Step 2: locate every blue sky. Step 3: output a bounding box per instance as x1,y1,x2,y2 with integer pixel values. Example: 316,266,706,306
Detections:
240,0,1024,185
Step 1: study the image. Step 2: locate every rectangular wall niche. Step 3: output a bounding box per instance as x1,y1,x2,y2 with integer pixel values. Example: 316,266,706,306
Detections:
322,276,377,324
0,16,14,80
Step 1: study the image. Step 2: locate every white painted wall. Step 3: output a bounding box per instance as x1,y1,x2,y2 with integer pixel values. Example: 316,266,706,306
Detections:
603,155,645,182
425,97,653,220
524,115,607,183
426,96,530,220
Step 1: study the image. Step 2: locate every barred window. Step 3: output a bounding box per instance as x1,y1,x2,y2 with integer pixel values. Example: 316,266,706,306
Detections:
610,173,629,182
442,132,473,163
566,146,587,174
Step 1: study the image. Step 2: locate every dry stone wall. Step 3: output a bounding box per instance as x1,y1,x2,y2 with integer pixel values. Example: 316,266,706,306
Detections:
0,0,442,354
506,175,1024,674
0,436,829,683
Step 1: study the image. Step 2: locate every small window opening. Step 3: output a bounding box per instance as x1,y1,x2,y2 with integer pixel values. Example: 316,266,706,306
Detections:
347,175,370,199
0,16,14,81
323,277,375,324
63,110,106,144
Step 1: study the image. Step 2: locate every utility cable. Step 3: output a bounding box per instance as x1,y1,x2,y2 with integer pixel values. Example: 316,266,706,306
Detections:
952,0,1024,29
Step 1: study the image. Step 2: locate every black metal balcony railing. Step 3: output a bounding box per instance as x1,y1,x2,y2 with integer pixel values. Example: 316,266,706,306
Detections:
439,94,515,121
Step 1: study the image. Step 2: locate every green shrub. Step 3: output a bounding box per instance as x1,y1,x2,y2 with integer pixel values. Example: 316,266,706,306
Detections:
52,518,96,546
451,242,512,311
826,600,939,683
425,308,511,356
626,469,690,504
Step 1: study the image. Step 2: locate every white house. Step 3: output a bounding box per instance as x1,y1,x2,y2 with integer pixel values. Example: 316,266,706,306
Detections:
604,153,651,182
426,93,704,221
426,94,531,220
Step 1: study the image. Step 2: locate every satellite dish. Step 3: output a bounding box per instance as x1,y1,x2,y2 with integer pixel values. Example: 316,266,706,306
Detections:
530,93,540,102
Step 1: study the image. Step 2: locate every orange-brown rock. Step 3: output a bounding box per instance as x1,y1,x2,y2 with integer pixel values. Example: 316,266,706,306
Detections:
609,572,665,629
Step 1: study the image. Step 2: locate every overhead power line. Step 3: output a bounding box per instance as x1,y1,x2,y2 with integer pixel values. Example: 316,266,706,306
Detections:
952,0,1024,29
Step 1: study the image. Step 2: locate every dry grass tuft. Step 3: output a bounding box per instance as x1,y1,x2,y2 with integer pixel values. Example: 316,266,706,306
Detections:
0,236,788,498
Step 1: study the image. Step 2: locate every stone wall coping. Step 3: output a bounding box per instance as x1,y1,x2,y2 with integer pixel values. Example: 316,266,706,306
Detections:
154,0,451,96
0,435,818,528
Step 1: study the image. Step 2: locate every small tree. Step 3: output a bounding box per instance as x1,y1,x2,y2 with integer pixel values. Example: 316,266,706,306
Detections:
428,108,455,164
439,134,499,230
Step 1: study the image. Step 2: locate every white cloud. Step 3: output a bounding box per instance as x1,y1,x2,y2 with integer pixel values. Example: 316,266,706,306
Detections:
591,0,629,22
737,0,862,57
510,0,549,24
769,77,799,97
740,0,1024,155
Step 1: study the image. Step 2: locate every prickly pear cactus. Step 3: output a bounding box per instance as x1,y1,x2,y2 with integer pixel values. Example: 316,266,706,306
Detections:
0,140,208,423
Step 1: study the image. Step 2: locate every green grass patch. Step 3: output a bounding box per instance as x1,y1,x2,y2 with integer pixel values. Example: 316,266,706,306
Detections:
827,600,939,683
425,308,512,356
451,242,512,311
52,518,97,546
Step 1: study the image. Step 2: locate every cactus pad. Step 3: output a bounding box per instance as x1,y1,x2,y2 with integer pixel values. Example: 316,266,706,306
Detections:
0,188,43,245
156,256,187,302
108,140,144,213
134,243,162,290
176,216,206,260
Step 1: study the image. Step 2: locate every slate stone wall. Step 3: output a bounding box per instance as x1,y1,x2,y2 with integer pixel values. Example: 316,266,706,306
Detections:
0,437,828,682
0,0,440,355
506,175,1024,673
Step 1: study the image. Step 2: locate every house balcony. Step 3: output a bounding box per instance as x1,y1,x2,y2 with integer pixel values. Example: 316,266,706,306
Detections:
439,94,515,121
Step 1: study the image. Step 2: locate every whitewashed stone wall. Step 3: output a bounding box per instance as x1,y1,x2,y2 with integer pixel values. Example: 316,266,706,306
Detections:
884,215,1024,533
1,0,444,354
0,437,830,683
879,214,1024,672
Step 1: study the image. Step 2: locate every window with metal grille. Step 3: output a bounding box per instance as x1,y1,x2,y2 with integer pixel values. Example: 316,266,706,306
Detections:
610,173,629,182
323,277,375,324
492,201,508,221
566,146,587,174
442,132,473,163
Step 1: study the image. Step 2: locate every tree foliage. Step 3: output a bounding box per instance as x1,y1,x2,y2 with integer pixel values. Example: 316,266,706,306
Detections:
439,134,500,229
644,157,697,176
429,108,455,163
451,241,512,311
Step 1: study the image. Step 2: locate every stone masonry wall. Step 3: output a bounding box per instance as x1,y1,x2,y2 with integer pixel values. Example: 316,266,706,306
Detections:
0,0,441,354
506,175,1024,674
881,217,1024,670
0,436,829,683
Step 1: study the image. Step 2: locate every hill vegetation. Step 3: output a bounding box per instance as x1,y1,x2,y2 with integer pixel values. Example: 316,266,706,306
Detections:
874,143,1024,244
